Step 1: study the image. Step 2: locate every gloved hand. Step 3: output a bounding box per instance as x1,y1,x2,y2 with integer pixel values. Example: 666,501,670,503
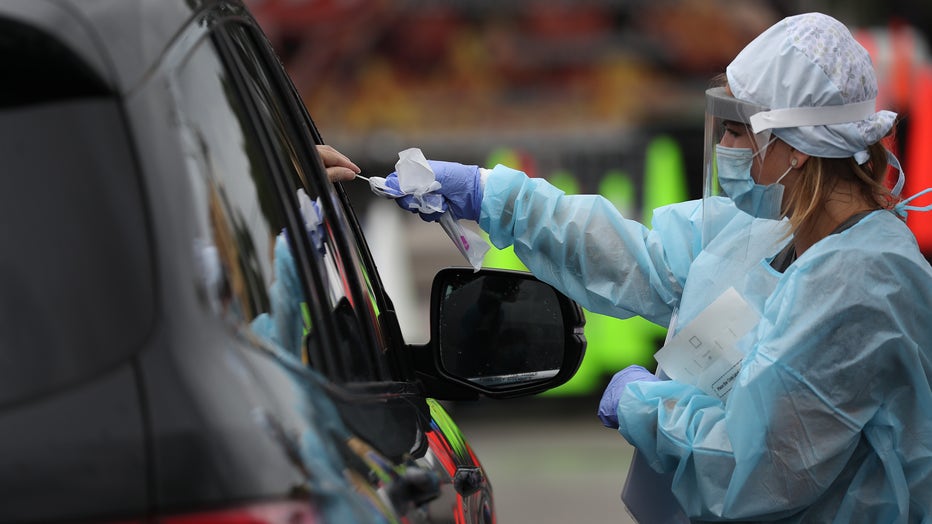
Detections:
598,365,660,429
385,160,483,222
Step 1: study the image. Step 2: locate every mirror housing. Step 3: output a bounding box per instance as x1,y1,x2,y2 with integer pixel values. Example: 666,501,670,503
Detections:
411,268,586,400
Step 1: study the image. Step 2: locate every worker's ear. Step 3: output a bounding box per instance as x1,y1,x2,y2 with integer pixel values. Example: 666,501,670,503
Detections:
790,151,810,169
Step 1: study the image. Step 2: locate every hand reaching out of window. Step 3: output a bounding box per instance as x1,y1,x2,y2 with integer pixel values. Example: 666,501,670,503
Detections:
317,144,360,182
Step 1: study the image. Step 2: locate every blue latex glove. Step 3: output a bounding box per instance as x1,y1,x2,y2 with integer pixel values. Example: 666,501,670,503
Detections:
598,365,660,429
385,160,483,222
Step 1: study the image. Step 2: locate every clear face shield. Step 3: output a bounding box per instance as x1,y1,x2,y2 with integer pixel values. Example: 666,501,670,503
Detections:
701,87,774,247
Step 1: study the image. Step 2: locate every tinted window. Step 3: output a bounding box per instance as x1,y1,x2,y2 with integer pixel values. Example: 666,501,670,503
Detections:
0,18,109,107
222,25,391,382
0,98,154,405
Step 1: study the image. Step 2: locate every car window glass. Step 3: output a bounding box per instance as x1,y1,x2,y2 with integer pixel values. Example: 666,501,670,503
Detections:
223,24,391,382
171,37,314,365
0,18,110,108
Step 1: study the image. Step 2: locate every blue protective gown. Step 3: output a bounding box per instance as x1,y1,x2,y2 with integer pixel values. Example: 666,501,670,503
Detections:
479,165,932,522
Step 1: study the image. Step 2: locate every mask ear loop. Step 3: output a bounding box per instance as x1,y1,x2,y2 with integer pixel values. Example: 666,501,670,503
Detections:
749,133,778,175
751,129,774,160
773,157,797,186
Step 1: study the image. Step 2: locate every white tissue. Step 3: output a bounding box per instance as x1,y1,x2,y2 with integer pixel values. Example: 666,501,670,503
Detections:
366,148,490,271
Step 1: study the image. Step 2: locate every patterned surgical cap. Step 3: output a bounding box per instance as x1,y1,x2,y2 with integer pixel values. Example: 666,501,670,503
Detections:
726,12,897,161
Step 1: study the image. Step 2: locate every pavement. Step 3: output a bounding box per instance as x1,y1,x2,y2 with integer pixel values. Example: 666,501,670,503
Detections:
453,396,639,524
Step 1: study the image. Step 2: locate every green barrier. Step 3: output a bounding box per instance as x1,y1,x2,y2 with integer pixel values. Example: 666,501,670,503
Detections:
642,135,689,225
482,138,688,396
599,169,636,217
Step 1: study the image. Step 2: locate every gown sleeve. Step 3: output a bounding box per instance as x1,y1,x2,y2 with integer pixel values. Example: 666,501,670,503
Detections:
478,164,703,326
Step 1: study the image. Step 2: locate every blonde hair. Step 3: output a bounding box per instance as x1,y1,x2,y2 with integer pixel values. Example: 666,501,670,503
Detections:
781,141,896,237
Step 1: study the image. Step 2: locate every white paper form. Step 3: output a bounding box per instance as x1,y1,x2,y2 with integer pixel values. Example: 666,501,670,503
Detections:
654,287,760,401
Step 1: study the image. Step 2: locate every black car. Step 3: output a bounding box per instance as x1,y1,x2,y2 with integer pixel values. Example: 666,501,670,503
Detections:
0,1,585,522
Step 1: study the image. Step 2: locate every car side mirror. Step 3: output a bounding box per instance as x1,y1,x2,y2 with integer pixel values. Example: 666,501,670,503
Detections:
411,268,586,400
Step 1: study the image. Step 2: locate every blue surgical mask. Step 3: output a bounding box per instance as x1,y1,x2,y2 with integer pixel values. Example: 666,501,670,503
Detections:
715,144,791,220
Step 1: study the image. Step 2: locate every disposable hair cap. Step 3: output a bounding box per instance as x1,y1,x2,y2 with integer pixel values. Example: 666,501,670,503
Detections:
726,12,897,163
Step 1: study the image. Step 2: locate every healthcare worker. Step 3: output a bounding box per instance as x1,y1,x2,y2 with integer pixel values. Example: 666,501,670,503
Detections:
383,12,932,523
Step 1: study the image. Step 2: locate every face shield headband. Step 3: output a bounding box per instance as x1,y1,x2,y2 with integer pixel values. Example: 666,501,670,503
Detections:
702,87,773,204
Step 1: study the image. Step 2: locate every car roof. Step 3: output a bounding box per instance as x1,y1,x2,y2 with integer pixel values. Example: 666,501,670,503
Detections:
0,0,238,94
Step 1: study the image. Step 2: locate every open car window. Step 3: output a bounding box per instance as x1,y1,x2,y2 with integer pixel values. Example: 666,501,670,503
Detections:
195,25,389,383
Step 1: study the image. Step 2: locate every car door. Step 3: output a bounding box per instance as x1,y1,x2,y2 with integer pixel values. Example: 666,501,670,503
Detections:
208,18,494,523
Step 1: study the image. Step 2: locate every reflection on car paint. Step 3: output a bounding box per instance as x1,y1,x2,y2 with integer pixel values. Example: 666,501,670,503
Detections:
427,399,472,465
425,399,493,524
241,332,391,522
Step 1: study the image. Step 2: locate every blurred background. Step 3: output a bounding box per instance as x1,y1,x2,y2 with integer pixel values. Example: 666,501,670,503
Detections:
245,1,932,521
